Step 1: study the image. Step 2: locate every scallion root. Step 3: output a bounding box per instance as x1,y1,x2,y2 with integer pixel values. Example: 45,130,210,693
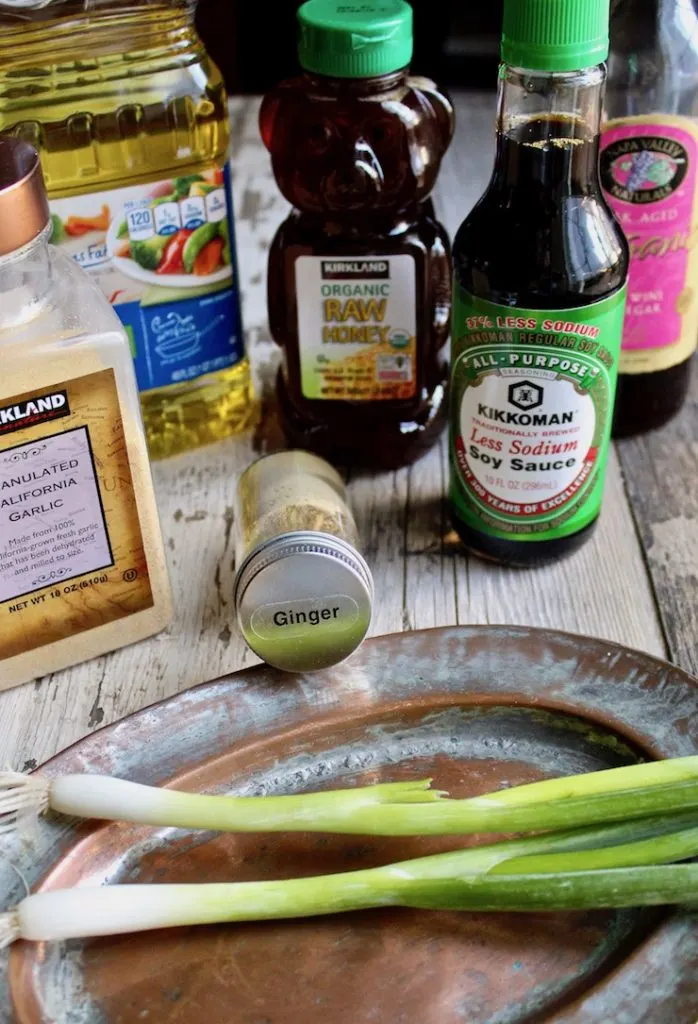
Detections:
0,772,50,834
0,911,20,949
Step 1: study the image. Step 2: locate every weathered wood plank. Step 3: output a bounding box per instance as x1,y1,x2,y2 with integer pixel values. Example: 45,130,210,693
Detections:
0,93,668,769
349,467,412,637
616,375,698,676
453,447,667,643
403,437,460,631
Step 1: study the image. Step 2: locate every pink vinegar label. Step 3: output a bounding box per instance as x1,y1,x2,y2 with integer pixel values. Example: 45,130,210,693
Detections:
600,118,698,367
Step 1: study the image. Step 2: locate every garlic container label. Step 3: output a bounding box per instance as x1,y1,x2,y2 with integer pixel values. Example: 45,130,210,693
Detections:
0,370,154,660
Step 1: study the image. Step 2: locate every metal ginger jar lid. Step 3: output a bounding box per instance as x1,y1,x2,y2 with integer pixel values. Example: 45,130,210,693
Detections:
233,530,373,673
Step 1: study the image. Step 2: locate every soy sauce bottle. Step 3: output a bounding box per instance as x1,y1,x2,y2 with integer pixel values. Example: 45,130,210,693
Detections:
261,0,454,469
448,0,629,567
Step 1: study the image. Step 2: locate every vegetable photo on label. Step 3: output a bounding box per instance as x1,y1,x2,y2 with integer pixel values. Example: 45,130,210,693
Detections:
109,172,231,281
194,237,225,276
183,222,218,274
156,229,193,275
48,213,65,244
130,234,170,272
48,163,249,431
63,204,110,237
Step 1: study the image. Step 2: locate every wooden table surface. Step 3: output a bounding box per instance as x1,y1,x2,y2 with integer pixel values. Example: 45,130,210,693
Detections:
2,93,696,769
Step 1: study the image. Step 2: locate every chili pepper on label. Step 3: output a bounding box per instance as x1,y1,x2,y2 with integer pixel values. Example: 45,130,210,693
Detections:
157,229,193,274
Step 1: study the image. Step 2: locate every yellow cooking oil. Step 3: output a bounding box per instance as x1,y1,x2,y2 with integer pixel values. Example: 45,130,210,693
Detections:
0,0,254,459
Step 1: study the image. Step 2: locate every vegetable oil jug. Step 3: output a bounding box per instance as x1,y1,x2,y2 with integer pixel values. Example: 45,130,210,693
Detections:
0,0,253,459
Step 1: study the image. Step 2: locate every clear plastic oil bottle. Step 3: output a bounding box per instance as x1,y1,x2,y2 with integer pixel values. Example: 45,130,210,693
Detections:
0,0,254,459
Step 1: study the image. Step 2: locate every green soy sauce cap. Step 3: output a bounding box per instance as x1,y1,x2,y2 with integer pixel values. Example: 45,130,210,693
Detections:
501,0,610,72
297,0,413,79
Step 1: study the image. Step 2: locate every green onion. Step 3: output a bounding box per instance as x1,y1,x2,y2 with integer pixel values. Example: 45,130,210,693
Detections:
4,758,698,838
0,774,444,835
407,865,698,913
3,814,698,947
495,818,698,874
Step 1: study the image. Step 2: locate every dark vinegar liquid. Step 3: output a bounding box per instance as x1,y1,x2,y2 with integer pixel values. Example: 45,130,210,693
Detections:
613,360,692,437
451,115,628,565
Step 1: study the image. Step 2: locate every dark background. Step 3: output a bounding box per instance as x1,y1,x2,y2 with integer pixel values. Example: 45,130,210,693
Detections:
195,1,504,94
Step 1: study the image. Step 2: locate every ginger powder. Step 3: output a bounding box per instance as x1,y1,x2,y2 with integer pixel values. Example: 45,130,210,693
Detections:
233,450,373,673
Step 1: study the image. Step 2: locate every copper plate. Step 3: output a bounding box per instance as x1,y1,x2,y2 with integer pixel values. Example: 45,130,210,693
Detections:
3,625,698,1024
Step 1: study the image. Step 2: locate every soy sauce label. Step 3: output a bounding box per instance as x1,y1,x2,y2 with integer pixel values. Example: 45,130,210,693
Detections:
295,254,417,401
600,116,698,374
449,288,626,541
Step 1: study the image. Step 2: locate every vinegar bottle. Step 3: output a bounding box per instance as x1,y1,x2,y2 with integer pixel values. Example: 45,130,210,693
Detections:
449,0,629,566
260,0,454,470
603,0,698,435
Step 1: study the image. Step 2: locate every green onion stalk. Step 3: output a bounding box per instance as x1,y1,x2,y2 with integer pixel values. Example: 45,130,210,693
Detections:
4,758,698,837
3,812,698,947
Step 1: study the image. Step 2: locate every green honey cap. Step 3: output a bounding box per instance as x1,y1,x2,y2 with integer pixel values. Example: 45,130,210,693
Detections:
297,0,413,79
501,0,610,72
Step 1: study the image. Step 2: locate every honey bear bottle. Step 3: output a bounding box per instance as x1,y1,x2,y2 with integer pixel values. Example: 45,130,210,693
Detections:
260,0,454,469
